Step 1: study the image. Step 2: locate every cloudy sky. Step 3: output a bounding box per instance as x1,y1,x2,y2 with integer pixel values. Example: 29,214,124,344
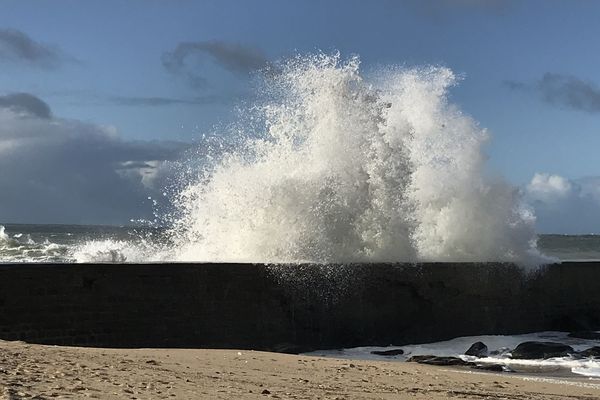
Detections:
1,0,599,232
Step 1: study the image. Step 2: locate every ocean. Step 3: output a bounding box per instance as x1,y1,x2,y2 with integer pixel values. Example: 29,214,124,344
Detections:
1,223,599,263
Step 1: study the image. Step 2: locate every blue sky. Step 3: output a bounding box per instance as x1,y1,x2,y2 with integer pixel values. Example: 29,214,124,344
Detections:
1,0,599,231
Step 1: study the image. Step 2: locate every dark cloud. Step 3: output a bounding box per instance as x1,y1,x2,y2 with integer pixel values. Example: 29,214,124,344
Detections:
162,40,269,88
0,93,52,118
505,73,600,113
108,94,228,107
0,94,191,225
0,28,67,68
537,73,600,113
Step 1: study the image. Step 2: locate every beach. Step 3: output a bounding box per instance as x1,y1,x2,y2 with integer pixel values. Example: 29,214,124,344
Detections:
2,340,599,399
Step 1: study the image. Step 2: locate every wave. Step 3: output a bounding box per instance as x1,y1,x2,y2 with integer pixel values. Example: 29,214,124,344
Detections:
0,224,70,263
1,54,553,266
166,53,547,266
71,239,167,263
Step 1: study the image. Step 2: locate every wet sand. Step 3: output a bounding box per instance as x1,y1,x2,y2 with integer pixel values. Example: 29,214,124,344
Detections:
2,340,600,399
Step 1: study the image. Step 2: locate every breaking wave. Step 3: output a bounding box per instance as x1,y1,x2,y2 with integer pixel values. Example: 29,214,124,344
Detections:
166,53,545,265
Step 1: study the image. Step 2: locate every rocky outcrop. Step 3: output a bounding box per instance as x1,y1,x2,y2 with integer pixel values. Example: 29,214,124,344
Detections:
465,342,488,357
370,349,404,356
510,342,574,359
578,347,600,358
407,355,474,366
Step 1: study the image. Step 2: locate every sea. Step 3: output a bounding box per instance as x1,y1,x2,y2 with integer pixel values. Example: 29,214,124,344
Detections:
1,223,600,264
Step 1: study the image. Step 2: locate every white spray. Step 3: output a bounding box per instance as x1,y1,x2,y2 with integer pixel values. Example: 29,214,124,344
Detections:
168,54,543,265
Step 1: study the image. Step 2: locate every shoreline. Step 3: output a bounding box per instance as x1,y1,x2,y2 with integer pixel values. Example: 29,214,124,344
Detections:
2,340,600,399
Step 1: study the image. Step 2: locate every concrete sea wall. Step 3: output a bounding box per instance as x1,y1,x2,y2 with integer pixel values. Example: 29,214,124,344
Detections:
0,262,599,352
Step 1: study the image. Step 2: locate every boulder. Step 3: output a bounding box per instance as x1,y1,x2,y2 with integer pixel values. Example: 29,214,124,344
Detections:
510,342,574,359
465,342,488,357
579,346,600,358
407,355,474,366
370,349,404,356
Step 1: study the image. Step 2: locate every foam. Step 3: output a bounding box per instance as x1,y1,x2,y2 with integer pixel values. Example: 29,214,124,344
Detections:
305,331,600,379
167,54,547,265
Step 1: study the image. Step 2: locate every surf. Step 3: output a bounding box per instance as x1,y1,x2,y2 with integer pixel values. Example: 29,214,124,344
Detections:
165,53,546,265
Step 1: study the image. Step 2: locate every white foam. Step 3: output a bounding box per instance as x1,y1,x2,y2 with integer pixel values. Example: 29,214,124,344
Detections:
305,331,600,378
168,53,547,265
0,225,8,242
71,239,167,263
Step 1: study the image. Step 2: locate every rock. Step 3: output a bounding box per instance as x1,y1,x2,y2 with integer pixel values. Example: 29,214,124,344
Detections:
261,389,271,395
406,355,474,366
370,349,404,356
568,331,600,340
510,342,574,359
579,346,600,358
465,342,488,357
472,364,506,372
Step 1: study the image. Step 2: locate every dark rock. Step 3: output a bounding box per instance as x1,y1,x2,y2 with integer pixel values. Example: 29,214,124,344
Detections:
370,349,404,356
465,342,488,357
569,331,600,340
261,389,271,395
510,342,574,359
579,346,600,358
271,343,311,354
472,364,506,372
407,355,474,366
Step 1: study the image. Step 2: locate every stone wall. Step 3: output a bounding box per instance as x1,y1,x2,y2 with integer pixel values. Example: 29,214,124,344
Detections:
0,262,599,352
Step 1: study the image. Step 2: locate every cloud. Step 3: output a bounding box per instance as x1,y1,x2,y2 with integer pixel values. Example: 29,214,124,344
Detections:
524,173,600,234
526,173,572,203
0,93,52,118
162,40,269,88
0,94,191,225
505,73,600,113
0,28,68,68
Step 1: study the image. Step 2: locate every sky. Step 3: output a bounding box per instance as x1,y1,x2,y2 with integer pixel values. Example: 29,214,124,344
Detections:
0,0,599,232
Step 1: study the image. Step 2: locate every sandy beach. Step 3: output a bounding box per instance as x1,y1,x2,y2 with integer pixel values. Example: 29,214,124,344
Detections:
2,340,600,399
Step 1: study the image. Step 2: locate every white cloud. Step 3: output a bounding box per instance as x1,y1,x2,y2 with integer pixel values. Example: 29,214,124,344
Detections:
524,173,600,234
526,173,573,202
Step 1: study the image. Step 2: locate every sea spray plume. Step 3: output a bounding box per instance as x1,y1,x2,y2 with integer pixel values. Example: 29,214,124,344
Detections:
169,53,545,265
170,53,416,262
380,66,543,264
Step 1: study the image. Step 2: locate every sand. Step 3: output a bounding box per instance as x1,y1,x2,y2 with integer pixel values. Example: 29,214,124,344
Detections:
2,340,600,399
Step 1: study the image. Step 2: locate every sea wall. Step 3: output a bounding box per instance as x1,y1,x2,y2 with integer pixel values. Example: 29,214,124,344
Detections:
0,262,599,352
